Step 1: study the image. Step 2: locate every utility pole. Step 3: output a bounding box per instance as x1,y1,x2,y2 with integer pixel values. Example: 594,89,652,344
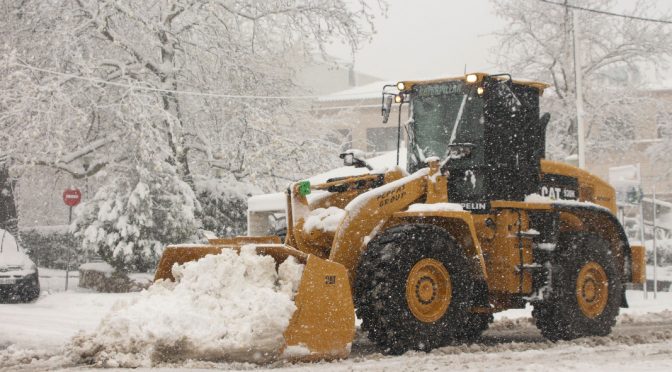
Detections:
653,186,658,299
572,6,586,169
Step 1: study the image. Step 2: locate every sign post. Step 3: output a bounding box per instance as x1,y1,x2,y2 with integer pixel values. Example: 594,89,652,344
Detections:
62,188,81,291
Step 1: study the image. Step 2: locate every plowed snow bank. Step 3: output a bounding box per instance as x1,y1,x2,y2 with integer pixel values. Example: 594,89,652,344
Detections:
67,246,304,367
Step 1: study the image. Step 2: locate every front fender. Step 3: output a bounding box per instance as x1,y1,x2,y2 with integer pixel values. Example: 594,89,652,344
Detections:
390,210,487,281
328,168,430,279
553,204,632,283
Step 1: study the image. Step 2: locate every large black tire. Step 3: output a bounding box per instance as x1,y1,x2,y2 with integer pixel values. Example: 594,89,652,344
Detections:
533,232,621,341
19,274,40,303
459,312,493,343
354,224,485,354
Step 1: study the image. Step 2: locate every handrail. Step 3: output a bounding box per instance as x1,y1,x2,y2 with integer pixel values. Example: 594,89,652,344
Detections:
310,174,380,191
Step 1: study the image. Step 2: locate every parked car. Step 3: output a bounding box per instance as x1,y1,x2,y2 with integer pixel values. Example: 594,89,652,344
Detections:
0,228,40,303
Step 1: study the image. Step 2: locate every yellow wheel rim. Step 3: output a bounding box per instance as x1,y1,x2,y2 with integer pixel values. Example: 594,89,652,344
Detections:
576,261,609,319
405,258,452,323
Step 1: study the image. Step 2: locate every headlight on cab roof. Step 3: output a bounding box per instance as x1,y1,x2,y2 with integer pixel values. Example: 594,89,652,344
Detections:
466,74,478,83
396,82,406,91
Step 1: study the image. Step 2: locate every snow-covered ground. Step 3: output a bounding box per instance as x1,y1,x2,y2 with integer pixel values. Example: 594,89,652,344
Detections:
37,267,80,293
1,268,672,371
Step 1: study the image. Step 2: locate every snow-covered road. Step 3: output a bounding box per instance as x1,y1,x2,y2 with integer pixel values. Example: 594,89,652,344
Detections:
1,279,672,371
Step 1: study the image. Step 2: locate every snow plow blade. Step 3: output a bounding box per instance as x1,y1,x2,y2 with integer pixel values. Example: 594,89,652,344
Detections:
154,240,356,362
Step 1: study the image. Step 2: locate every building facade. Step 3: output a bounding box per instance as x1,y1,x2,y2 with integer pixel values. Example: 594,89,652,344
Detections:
313,81,409,155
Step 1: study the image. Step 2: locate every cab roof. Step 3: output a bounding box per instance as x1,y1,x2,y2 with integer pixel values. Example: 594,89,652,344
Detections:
398,73,550,95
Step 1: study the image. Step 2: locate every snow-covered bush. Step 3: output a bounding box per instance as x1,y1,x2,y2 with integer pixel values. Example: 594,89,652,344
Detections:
19,226,84,270
74,164,200,273
194,176,261,237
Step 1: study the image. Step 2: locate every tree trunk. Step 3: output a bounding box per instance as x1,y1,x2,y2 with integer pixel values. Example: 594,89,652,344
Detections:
159,29,193,189
0,157,19,236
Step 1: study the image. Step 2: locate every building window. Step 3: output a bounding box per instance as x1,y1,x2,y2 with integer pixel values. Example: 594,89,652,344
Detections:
656,112,671,139
367,127,399,152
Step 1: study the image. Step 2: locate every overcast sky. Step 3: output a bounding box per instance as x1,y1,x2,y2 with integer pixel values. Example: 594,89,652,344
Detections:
329,0,504,81
329,0,672,83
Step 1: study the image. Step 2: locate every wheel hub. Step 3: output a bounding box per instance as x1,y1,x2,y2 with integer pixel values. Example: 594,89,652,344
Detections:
576,261,609,319
582,278,598,302
406,258,451,323
415,276,437,304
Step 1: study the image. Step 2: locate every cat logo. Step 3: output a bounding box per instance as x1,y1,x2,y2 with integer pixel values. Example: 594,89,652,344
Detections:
540,185,577,200
325,275,336,285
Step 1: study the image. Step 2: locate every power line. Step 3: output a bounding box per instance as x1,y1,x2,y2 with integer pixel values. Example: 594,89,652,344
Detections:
10,61,351,100
537,0,672,25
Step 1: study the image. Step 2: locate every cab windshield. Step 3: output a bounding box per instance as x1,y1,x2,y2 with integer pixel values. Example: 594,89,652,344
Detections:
407,82,483,172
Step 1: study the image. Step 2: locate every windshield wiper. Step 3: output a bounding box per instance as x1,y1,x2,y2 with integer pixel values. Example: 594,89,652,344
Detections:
448,93,469,145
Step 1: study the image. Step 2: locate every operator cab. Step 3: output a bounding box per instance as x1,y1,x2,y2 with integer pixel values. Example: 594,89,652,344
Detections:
385,73,550,211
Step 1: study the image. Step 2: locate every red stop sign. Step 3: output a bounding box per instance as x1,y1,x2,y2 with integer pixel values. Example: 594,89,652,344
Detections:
63,188,82,207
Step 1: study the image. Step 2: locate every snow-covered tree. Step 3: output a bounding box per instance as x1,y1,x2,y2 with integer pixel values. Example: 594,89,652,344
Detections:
647,108,672,178
1,0,382,270
75,159,199,272
195,175,261,237
491,0,672,161
0,154,18,236
1,0,380,186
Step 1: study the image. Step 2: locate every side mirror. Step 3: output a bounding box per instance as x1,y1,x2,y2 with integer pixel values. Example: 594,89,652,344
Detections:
382,94,393,124
342,153,354,166
339,150,373,170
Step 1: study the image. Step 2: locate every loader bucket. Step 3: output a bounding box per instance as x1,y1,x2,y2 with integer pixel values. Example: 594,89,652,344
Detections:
154,236,281,281
153,242,355,362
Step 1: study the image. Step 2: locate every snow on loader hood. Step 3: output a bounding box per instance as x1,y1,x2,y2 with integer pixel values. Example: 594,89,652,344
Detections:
67,246,304,367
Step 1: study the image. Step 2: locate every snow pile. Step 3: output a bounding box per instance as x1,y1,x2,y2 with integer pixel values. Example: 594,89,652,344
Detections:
304,207,346,233
248,192,287,213
524,193,609,211
407,203,464,213
67,247,304,367
524,193,559,203
0,345,59,369
345,168,429,215
78,262,114,274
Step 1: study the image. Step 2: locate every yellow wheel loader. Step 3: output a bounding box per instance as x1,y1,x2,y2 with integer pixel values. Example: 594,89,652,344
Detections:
155,73,647,359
